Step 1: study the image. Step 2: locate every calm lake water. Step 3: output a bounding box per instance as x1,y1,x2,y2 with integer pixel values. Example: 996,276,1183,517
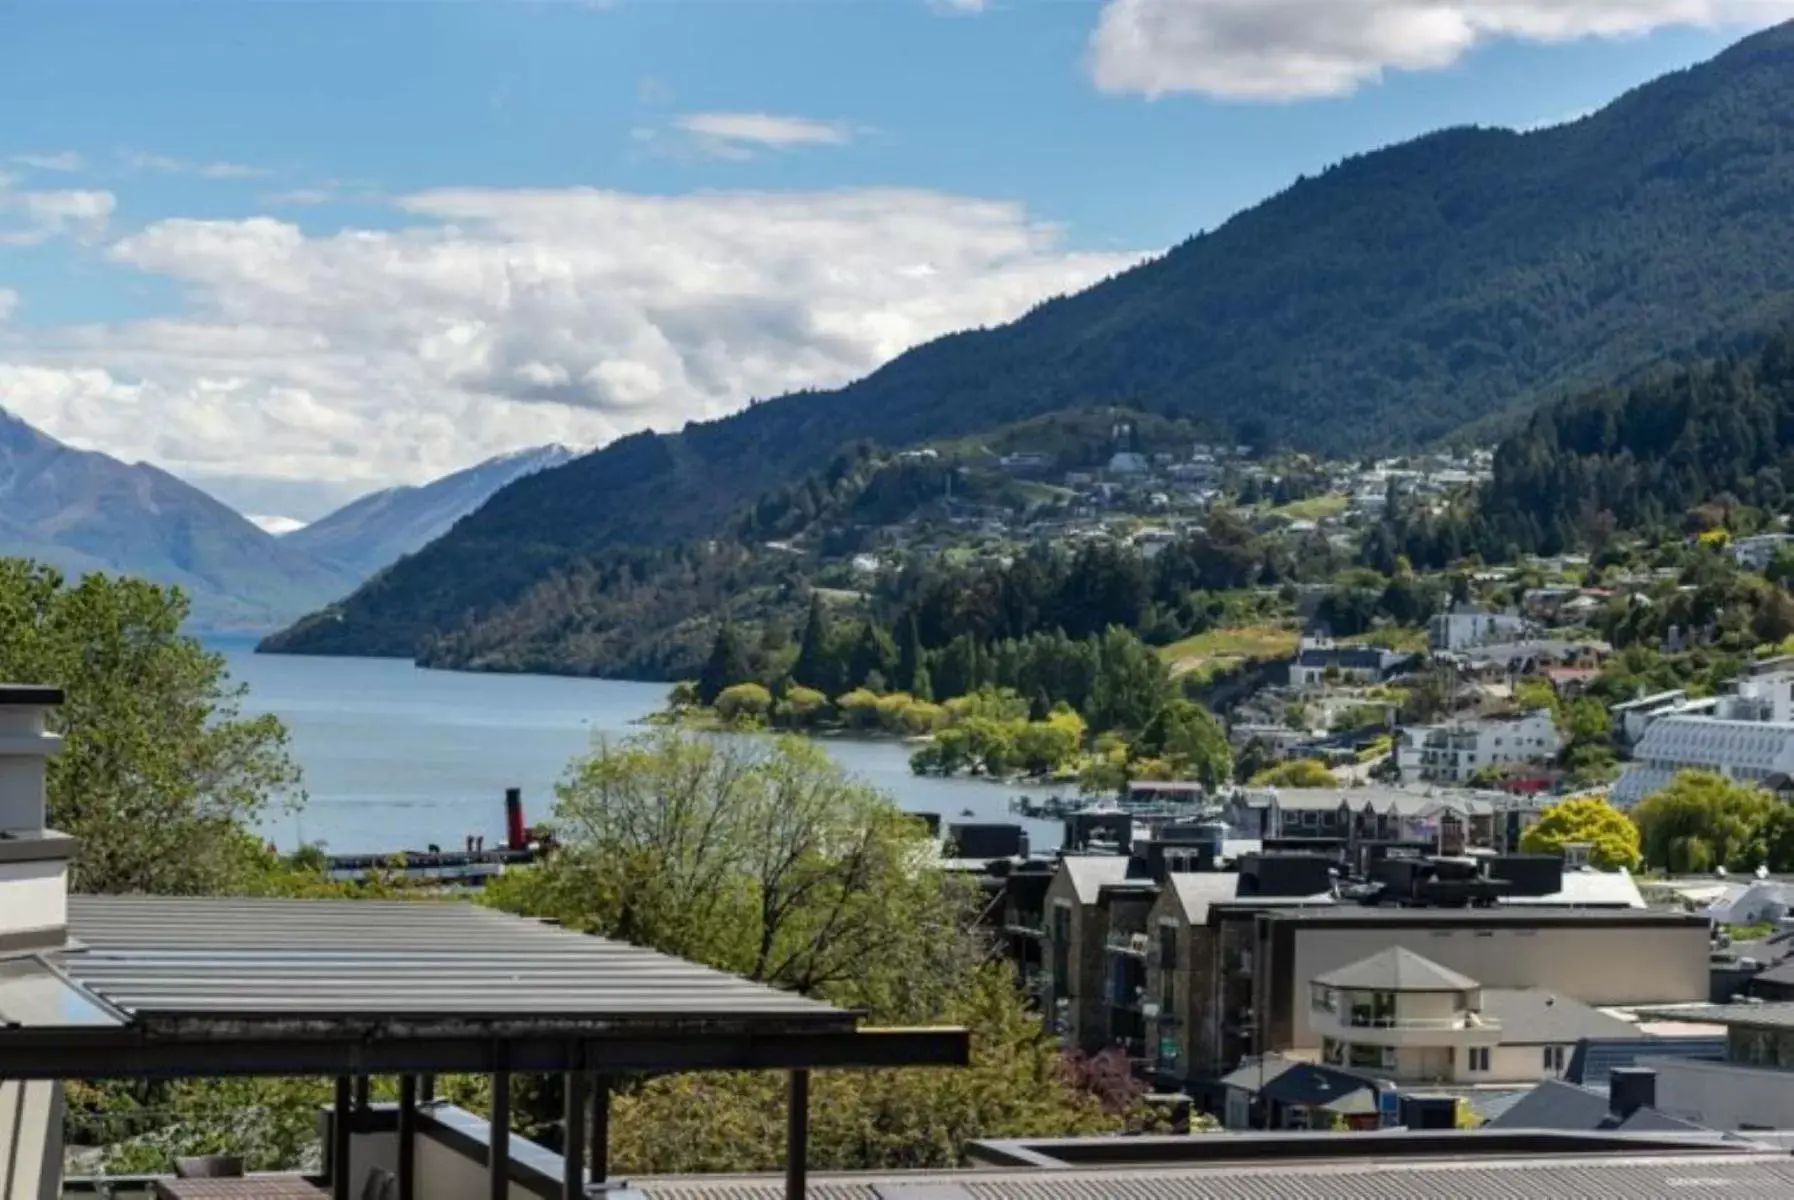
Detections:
212,640,1066,854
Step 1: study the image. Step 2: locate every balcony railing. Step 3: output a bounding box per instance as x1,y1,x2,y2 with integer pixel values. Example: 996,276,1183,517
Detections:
1007,910,1045,936
1105,930,1150,956
1315,1008,1501,1032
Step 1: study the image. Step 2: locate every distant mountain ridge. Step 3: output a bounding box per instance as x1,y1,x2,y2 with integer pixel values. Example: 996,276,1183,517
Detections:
0,409,357,630
267,21,1794,664
284,444,575,581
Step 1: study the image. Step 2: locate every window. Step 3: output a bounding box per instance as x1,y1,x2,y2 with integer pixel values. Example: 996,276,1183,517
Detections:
1543,1045,1566,1074
1322,1037,1344,1066
1348,1042,1393,1070
1465,1047,1490,1072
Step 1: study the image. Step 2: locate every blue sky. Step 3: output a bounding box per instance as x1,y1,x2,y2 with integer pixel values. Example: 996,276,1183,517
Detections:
0,1,1775,521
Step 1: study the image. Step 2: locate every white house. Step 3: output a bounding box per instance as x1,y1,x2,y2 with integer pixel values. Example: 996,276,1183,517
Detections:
1428,605,1528,653
1414,709,1561,785
1731,533,1794,572
1108,451,1150,475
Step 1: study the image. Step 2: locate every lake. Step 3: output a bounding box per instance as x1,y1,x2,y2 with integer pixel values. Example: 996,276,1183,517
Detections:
212,640,1068,854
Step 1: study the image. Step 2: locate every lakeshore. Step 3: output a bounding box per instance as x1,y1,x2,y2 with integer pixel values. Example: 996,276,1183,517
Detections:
214,641,1073,854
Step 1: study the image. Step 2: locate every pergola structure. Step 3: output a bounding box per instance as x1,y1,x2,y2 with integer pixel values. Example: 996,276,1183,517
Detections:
1,894,969,1199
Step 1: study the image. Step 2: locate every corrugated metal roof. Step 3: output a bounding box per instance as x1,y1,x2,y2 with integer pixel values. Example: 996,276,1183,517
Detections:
633,1154,1794,1198
61,895,850,1026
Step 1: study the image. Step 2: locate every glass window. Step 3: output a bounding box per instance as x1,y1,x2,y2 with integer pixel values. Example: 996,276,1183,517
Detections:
1465,1047,1490,1072
1543,1045,1566,1073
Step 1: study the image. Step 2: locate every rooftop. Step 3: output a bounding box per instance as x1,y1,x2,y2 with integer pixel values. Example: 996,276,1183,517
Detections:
1479,989,1642,1045
0,895,968,1081
1314,946,1480,993
630,1147,1794,1198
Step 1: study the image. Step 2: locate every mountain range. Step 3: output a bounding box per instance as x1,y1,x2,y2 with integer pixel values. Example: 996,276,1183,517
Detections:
282,444,575,582
260,22,1794,669
0,408,569,632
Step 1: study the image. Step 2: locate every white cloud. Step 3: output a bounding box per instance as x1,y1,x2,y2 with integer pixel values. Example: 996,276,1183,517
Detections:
1,186,1144,516
248,514,308,535
0,288,17,322
1087,0,1794,100
262,187,338,207
644,112,860,160
0,183,114,246
10,151,84,173
124,151,270,180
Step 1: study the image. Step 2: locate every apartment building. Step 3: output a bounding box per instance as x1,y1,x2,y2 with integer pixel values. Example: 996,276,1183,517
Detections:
1225,787,1497,871
1041,856,1139,1054
1428,605,1527,652
1412,709,1560,785
1309,947,1641,1086
1612,664,1794,806
1251,908,1709,1059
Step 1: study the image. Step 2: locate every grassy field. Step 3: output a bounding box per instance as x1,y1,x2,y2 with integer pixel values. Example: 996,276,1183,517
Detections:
1268,493,1351,522
1159,625,1300,679
1347,626,1430,653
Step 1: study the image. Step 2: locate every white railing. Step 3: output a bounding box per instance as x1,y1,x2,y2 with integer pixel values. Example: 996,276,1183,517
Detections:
1315,1009,1501,1032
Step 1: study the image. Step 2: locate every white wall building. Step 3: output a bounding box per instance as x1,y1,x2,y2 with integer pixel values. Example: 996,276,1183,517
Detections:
1732,533,1794,572
1414,709,1561,785
1310,947,1640,1087
1610,669,1794,807
1428,606,1528,653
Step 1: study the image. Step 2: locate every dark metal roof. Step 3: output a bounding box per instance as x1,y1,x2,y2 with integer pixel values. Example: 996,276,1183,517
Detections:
1566,1036,1724,1086
631,1153,1794,1198
62,895,849,1026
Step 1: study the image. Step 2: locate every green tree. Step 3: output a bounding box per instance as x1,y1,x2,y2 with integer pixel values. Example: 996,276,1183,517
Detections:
896,613,924,694
1633,771,1775,873
487,732,978,1010
1085,627,1171,734
849,620,897,690
698,622,752,705
0,561,299,896
777,685,831,729
714,682,773,725
1519,796,1640,870
792,595,838,694
1137,699,1233,789
605,966,1150,1174
1249,759,1336,788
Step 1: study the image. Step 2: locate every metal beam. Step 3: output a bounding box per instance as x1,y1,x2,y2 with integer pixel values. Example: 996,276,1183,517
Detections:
490,1048,511,1200
0,1026,970,1081
332,1077,353,1200
562,1057,587,1200
398,1075,417,1200
590,1074,611,1187
786,1069,810,1200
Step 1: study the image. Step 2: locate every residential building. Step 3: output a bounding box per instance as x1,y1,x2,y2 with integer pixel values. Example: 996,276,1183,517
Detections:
1427,605,1527,652
1040,855,1135,1053
1412,710,1561,785
1309,947,1640,1086
1288,640,1413,688
1484,1070,1711,1135
1611,688,1691,748
1732,532,1794,571
1223,788,1499,871
1612,661,1794,806
1248,909,1709,1065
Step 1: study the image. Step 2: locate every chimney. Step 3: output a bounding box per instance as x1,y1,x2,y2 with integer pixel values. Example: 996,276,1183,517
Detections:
0,685,73,954
1608,1066,1657,1122
504,786,526,851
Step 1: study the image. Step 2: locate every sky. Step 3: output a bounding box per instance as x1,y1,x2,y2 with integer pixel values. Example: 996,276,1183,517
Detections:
0,1,1784,523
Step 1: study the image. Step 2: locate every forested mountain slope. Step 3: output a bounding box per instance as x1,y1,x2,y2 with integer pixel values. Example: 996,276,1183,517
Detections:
268,21,1794,662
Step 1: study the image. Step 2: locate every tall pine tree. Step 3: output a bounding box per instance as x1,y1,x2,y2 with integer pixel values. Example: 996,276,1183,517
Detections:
792,594,835,694
698,622,752,705
896,613,923,694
